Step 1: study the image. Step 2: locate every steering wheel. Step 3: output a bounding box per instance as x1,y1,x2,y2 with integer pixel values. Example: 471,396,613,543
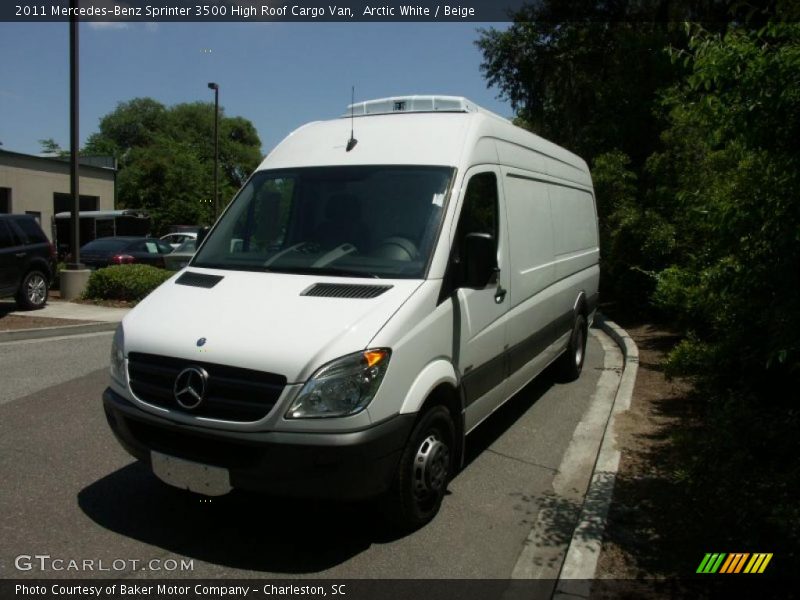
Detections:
373,236,418,261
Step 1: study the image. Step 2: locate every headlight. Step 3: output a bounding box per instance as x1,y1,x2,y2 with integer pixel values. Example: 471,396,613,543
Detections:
110,325,125,384
286,349,391,419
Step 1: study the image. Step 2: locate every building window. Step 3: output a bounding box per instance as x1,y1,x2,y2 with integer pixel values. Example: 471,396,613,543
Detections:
53,193,99,214
0,187,11,213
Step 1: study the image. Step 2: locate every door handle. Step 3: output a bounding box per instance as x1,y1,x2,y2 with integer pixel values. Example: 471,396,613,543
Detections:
15,252,27,258
494,286,507,304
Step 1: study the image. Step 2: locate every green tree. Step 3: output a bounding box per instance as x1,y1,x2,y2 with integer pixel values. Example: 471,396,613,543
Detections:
476,4,693,308
651,23,800,391
84,97,167,157
38,138,67,156
475,2,748,309
476,7,687,168
84,97,262,233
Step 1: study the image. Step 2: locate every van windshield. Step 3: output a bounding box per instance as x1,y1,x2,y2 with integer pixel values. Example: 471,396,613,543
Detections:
192,165,454,279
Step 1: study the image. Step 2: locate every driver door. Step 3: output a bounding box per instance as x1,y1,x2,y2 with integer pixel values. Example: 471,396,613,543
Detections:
451,167,511,432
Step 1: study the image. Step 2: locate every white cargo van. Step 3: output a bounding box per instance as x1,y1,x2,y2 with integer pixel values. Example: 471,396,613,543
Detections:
103,95,599,529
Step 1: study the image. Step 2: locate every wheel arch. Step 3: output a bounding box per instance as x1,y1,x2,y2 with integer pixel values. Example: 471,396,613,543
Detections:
398,359,465,470
573,290,588,319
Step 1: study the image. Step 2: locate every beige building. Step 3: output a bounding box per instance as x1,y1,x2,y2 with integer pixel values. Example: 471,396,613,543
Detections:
0,149,116,241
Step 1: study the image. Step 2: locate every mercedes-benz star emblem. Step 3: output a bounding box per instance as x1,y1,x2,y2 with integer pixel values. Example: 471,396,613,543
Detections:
173,367,209,410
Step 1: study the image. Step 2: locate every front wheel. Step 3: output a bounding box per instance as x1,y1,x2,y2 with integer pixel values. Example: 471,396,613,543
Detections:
556,314,587,382
382,405,455,532
16,270,49,310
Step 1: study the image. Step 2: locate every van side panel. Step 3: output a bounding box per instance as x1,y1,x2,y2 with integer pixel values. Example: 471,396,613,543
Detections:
550,186,600,283
493,132,591,189
500,170,570,393
503,174,555,301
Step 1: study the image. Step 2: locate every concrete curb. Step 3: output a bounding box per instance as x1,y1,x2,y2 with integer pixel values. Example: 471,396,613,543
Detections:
554,314,639,599
0,321,118,343
511,326,623,582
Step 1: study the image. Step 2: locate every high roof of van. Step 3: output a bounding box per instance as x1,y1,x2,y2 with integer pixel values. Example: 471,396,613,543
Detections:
258,96,590,188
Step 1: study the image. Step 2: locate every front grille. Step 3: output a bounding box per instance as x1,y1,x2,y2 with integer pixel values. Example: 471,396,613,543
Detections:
127,353,286,422
301,283,393,299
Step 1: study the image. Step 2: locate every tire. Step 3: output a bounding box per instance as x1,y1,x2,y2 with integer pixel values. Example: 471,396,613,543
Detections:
382,405,455,532
16,270,49,310
557,314,588,382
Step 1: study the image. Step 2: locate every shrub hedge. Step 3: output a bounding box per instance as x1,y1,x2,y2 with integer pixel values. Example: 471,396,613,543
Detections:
83,264,173,303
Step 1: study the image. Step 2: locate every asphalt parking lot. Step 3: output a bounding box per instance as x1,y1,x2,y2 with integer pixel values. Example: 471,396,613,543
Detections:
0,329,616,582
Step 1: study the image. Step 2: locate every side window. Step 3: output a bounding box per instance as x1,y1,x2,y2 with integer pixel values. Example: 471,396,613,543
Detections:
454,172,499,261
14,218,47,244
0,221,16,249
143,241,163,254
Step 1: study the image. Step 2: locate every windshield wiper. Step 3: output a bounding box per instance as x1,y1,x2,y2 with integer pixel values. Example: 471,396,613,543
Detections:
267,266,381,279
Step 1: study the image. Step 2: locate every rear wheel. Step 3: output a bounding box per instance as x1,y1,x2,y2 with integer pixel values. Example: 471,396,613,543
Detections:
557,314,587,382
16,270,49,310
383,405,454,532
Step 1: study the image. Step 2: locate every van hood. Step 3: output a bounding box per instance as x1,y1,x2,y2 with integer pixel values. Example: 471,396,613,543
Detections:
123,269,422,383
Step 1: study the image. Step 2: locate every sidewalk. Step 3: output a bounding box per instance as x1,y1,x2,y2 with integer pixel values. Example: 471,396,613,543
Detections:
0,297,129,342
11,299,130,322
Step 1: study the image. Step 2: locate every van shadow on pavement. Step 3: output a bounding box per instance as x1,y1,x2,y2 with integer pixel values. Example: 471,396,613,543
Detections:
77,462,393,574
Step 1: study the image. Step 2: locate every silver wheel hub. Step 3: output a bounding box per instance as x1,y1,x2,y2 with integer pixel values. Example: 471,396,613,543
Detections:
413,434,449,498
27,274,46,305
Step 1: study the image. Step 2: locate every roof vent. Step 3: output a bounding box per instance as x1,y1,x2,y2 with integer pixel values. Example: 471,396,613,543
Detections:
301,283,393,299
345,95,479,117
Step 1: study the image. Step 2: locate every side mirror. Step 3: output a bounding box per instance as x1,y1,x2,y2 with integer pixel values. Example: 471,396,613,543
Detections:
462,232,497,289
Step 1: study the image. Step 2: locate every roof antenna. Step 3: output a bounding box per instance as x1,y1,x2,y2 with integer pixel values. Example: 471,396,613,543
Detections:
346,85,358,152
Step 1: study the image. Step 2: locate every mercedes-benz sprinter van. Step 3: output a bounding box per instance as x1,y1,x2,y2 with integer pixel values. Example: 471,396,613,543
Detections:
103,95,599,530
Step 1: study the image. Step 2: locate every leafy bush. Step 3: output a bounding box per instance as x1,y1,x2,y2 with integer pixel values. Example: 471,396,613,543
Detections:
83,264,173,303
592,150,676,312
652,23,800,391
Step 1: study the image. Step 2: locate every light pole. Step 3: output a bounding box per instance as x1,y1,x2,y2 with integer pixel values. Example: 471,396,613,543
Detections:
60,4,91,301
207,82,219,219
69,7,82,269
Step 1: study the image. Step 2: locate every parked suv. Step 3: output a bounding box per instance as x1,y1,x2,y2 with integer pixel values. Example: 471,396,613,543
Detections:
0,214,56,310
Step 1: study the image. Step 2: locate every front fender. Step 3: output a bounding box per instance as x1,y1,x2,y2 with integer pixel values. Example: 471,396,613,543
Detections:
399,359,458,415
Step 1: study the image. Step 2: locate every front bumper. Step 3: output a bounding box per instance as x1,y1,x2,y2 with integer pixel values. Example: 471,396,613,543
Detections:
103,387,414,500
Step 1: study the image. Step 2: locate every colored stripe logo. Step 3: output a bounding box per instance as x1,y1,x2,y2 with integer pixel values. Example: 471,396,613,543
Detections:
697,553,772,574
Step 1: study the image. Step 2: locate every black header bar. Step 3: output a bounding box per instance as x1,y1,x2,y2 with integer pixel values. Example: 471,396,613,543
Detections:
2,0,770,23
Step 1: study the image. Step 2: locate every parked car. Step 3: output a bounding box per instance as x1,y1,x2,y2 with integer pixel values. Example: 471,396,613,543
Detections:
0,214,56,310
163,238,197,271
160,232,197,249
54,209,151,259
78,237,174,269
